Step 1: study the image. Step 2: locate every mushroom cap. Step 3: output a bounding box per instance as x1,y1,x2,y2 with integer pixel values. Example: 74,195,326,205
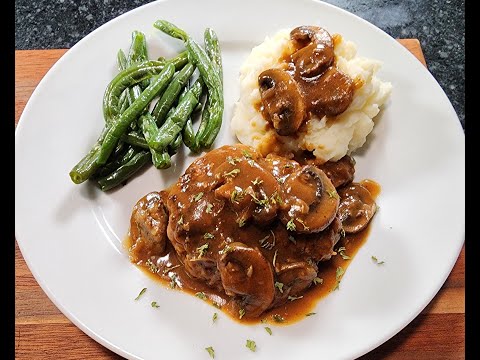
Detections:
337,183,377,233
218,242,275,318
258,68,306,136
280,166,339,233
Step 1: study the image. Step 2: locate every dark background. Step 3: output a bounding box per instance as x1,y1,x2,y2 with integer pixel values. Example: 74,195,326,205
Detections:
15,0,465,129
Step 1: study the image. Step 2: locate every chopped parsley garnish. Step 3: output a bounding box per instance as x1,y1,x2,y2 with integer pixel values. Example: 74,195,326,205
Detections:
239,308,246,319
177,215,184,226
270,192,284,205
169,274,178,289
371,256,385,265
219,245,233,255
205,346,215,358
225,168,240,178
288,295,304,301
313,277,323,285
327,190,340,200
206,203,213,214
274,281,284,293
227,156,240,165
333,266,345,291
230,188,244,204
251,177,263,186
340,227,346,238
134,287,147,300
264,327,273,335
260,318,267,324
151,301,160,308
212,312,218,323
251,193,269,207
195,292,207,300
236,217,246,227
197,244,209,257
306,312,316,317
162,264,180,275
193,192,204,202
204,232,215,239
246,339,257,352
284,163,294,169
286,218,296,231
213,302,222,309
272,314,284,323
146,259,159,274
337,246,351,260
242,150,252,159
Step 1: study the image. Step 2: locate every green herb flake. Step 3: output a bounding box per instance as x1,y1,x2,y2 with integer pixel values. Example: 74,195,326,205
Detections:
272,314,285,323
340,227,346,238
251,193,269,207
212,312,218,323
274,281,284,294
220,245,233,255
284,163,294,169
264,327,273,335
236,217,246,227
242,150,252,159
204,232,215,239
193,192,204,202
177,215,184,226
134,287,147,300
146,259,159,274
270,192,284,205
195,292,207,300
371,256,385,265
246,339,257,352
313,277,323,285
327,190,340,200
226,156,238,165
336,266,345,280
251,177,263,186
213,302,222,309
306,312,316,317
151,301,160,308
225,168,241,178
205,346,215,359
230,188,244,204
239,308,246,319
338,246,351,260
288,295,304,301
286,218,296,231
206,203,213,214
169,274,178,289
197,243,209,257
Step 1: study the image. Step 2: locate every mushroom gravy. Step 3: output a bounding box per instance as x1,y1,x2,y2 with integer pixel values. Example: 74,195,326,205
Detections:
126,144,379,324
258,26,356,137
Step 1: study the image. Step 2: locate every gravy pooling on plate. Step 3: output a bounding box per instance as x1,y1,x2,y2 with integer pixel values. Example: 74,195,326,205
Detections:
126,144,379,323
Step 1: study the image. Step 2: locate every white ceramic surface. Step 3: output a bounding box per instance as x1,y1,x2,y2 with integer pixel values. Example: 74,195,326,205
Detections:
15,0,465,359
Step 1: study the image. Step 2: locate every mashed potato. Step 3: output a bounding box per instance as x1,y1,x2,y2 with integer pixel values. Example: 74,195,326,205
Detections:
231,28,392,163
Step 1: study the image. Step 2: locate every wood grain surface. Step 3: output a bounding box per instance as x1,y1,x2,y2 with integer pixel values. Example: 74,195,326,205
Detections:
15,40,464,359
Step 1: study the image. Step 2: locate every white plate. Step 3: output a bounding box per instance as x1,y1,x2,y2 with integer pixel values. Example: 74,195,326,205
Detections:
15,0,465,359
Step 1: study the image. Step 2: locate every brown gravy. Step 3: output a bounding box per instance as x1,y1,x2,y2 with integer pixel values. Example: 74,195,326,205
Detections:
126,178,380,325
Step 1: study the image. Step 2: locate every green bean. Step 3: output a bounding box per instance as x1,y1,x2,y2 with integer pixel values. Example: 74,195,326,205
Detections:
97,151,151,191
94,145,137,178
98,63,175,164
151,78,203,150
69,128,108,184
128,31,150,89
154,20,223,149
139,113,159,149
103,51,188,123
169,133,182,154
121,132,149,149
182,117,197,152
151,62,196,125
117,49,128,71
204,28,223,83
151,149,171,169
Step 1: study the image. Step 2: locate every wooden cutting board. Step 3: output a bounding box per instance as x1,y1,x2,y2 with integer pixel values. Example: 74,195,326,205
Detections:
15,40,464,359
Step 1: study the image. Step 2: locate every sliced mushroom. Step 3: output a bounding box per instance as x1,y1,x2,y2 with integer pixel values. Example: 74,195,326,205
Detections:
337,183,377,233
258,69,306,136
290,26,334,78
310,66,355,116
276,261,318,296
218,242,275,318
317,155,356,188
129,191,169,263
280,166,339,233
290,26,333,49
